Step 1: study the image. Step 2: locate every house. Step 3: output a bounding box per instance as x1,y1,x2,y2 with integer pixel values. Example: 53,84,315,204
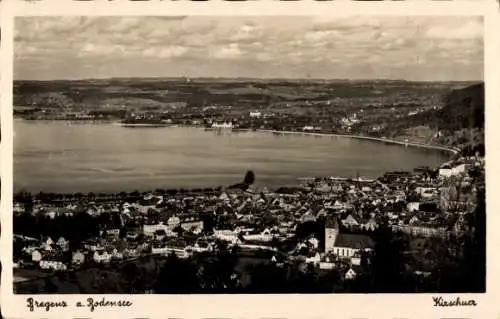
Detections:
132,201,157,214
187,240,213,253
319,262,335,270
167,216,181,228
407,202,420,212
126,229,141,241
439,167,452,178
361,218,378,231
249,111,261,118
345,267,357,280
57,237,69,252
243,228,274,242
143,222,170,237
39,260,67,271
213,228,238,242
72,251,85,265
409,215,420,226
326,211,375,257
300,211,316,223
42,237,55,251
333,233,375,258
164,240,190,259
124,247,139,258
106,229,120,238
342,214,360,228
13,203,25,213
452,163,470,176
151,245,169,255
32,250,43,262
219,192,230,202
86,206,101,217
308,237,319,249
93,251,112,263
181,220,203,234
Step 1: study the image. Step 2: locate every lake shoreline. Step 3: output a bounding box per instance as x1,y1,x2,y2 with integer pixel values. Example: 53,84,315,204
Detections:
14,119,454,194
246,129,459,155
15,118,458,155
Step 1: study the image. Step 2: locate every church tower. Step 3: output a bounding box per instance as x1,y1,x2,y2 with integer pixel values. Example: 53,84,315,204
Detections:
324,216,339,253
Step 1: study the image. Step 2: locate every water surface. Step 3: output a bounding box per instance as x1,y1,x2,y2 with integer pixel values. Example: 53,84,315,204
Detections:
14,120,450,193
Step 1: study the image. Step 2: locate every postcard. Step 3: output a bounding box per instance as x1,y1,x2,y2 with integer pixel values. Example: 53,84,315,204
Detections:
1,0,499,318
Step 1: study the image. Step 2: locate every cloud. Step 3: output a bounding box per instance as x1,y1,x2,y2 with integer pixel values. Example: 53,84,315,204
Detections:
142,46,189,59
210,43,243,59
14,16,483,81
424,19,483,39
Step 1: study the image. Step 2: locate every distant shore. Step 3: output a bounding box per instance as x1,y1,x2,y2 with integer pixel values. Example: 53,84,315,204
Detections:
240,129,459,155
15,117,459,155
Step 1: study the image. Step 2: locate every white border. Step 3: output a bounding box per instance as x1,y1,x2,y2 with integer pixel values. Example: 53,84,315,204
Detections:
1,1,499,318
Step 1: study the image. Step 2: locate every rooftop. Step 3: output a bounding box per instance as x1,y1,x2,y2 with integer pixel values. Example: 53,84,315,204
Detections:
334,233,375,250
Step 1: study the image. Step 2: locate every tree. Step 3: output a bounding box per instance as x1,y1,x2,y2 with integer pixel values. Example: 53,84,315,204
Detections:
154,253,199,293
244,170,255,185
459,188,486,292
247,263,288,293
370,223,410,293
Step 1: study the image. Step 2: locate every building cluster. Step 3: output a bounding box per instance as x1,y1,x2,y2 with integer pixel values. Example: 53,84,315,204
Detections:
13,155,484,282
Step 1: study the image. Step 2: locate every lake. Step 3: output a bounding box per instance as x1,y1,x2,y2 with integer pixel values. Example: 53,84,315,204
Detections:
14,120,450,193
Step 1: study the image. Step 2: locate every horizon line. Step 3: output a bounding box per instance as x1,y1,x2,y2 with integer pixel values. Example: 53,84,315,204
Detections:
13,76,483,83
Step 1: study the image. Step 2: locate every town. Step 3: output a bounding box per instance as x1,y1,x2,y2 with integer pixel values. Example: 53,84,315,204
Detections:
12,151,485,293
13,80,484,153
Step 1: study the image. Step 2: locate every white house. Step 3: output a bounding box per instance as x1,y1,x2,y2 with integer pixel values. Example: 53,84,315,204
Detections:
56,237,69,252
342,215,360,228
143,222,170,236
345,268,357,280
187,241,213,253
32,250,43,262
72,251,85,265
219,192,230,202
13,203,25,213
93,251,112,263
167,216,181,228
333,233,374,258
407,202,420,212
361,218,378,231
42,237,54,251
181,220,204,234
308,237,319,249
111,249,124,260
249,111,262,118
213,229,238,242
39,260,67,271
106,229,121,237
124,247,139,258
243,228,274,242
439,167,453,178
319,262,335,270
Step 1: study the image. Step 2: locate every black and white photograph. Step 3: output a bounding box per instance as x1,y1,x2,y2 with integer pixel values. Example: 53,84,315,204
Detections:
9,13,487,297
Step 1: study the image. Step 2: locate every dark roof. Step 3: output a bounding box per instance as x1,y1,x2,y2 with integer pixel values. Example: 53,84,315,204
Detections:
334,233,375,249
325,217,339,229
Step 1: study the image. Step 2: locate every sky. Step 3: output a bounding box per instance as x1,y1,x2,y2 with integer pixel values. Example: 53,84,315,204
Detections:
14,16,483,81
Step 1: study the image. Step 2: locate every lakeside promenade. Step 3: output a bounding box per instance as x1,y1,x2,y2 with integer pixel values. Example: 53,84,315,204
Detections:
251,129,459,155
